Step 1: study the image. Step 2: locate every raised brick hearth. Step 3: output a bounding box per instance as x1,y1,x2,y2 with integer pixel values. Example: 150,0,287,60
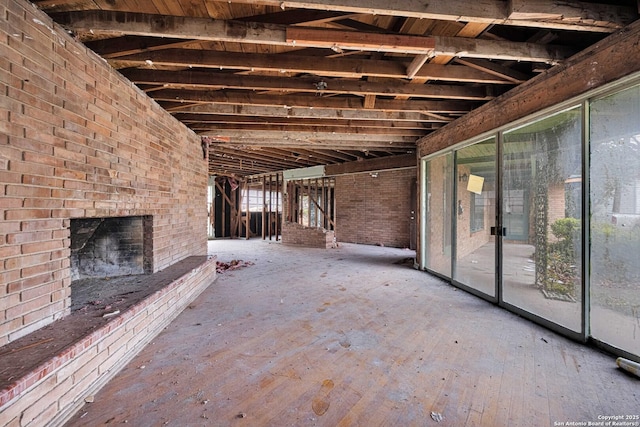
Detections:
0,255,217,427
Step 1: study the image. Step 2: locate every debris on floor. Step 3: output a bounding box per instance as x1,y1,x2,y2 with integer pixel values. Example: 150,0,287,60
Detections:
216,260,254,273
616,357,640,378
430,411,444,422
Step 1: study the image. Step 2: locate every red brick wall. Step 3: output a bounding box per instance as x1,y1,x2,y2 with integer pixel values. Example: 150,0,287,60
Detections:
281,222,336,248
334,168,416,248
0,0,208,346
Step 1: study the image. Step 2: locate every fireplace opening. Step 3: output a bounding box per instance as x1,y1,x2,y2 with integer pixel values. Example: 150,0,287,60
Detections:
70,216,153,311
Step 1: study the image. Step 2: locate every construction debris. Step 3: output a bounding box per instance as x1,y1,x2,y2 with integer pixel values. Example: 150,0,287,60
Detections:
431,411,444,422
216,260,254,273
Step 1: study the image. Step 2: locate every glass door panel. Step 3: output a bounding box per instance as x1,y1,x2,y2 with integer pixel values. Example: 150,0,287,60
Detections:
502,107,583,332
454,138,496,297
589,84,640,358
425,153,453,277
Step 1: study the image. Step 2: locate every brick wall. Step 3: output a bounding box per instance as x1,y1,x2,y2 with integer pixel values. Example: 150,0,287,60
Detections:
0,0,208,345
281,221,336,248
334,168,416,248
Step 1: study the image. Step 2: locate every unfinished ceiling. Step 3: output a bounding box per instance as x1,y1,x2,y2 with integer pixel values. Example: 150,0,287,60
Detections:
33,0,639,178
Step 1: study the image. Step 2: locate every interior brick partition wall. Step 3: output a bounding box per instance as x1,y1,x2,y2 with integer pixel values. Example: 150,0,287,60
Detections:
281,221,336,248
335,168,416,248
0,0,208,345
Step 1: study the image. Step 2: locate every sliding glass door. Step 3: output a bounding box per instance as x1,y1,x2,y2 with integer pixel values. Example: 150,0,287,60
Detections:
589,84,640,357
421,77,640,359
453,138,496,297
424,153,453,278
501,106,583,332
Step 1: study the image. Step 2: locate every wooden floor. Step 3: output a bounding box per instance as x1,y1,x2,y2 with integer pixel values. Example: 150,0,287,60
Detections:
65,240,639,427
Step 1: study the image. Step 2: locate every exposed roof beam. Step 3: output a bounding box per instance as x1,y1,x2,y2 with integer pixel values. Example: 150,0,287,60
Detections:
56,11,574,62
113,50,514,84
406,54,432,79
205,138,416,150
325,153,416,175
121,69,496,100
210,146,316,169
175,114,430,129
55,12,435,55
236,9,357,25
85,36,197,58
170,104,438,122
149,89,479,113
203,129,418,142
453,58,532,84
192,123,425,136
222,0,637,32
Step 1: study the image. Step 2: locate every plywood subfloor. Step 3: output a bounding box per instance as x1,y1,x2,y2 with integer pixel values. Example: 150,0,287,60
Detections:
65,240,639,426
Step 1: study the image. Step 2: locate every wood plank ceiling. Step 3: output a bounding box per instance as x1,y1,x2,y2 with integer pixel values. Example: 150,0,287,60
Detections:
33,0,639,178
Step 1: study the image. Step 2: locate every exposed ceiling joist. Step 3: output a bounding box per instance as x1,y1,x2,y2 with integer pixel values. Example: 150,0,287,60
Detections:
175,114,431,130
122,69,499,100
220,0,637,32
149,90,479,114
32,0,638,178
112,50,514,84
169,104,436,122
56,11,574,63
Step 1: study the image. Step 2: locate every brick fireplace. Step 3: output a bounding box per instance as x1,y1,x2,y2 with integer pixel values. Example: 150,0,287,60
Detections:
70,216,153,281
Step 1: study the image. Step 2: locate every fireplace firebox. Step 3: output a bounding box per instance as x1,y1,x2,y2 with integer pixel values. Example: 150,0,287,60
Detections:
70,216,153,281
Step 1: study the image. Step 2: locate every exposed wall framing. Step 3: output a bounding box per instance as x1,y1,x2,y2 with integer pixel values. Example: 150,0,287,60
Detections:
286,178,336,231
243,173,284,240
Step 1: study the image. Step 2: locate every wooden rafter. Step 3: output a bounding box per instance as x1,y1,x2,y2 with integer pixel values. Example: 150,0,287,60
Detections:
208,0,637,32
56,11,573,62
122,69,497,100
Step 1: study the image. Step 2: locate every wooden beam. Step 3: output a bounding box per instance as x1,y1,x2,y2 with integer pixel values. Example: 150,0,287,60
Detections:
149,89,479,114
176,114,430,129
453,58,531,84
112,50,514,84
406,54,432,79
417,18,640,156
85,36,197,59
57,11,574,62
170,104,441,122
204,138,416,150
194,124,425,137
218,0,637,32
237,9,355,25
206,129,419,142
286,27,435,54
121,69,495,100
509,0,634,30
324,153,416,175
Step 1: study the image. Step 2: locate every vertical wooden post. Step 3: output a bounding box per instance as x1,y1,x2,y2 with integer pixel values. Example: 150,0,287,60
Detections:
332,178,336,233
298,181,303,224
261,177,266,240
245,182,250,240
275,173,280,241
221,182,227,237
268,174,273,240
323,178,328,229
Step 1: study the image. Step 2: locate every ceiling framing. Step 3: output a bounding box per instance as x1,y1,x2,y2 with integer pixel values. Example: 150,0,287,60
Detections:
33,0,639,178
